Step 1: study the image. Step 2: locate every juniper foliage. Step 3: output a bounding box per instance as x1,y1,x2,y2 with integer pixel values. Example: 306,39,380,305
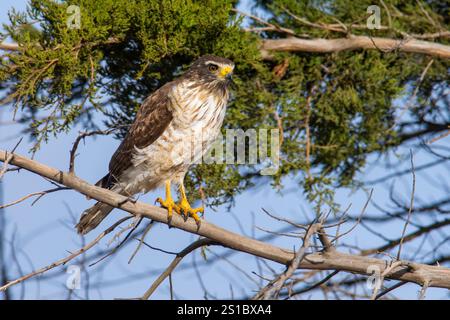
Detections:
1,0,448,209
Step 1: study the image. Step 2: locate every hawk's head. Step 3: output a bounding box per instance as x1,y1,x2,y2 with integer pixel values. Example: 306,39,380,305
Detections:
186,55,234,85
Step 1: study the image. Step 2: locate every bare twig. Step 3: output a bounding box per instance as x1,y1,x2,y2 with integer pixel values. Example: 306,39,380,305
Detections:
427,127,450,144
69,128,123,174
418,280,430,300
0,138,22,180
141,238,217,299
0,216,131,292
375,281,407,300
231,8,296,36
304,85,318,180
396,150,415,261
128,221,154,264
391,59,434,130
281,6,345,33
370,260,405,299
253,222,322,300
282,270,340,299
361,219,450,256
332,189,373,244
89,216,143,267
0,187,69,209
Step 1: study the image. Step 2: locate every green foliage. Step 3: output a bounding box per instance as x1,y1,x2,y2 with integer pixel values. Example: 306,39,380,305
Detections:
1,0,449,210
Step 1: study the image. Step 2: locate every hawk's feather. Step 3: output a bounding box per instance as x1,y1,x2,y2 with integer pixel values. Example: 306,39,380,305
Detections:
77,55,234,235
102,82,175,188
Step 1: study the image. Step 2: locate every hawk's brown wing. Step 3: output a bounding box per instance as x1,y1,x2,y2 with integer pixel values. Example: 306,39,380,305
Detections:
99,82,174,188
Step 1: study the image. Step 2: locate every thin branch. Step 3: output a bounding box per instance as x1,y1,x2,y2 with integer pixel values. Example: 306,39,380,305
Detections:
89,216,143,267
427,126,450,144
418,280,430,300
0,187,69,209
139,241,178,256
281,6,346,33
0,138,22,180
360,219,450,256
391,59,434,130
370,260,405,300
396,150,415,260
128,221,154,264
141,238,217,299
375,281,407,300
231,8,296,36
69,128,124,174
253,222,322,300
280,5,450,40
282,270,340,299
332,189,373,244
0,216,131,292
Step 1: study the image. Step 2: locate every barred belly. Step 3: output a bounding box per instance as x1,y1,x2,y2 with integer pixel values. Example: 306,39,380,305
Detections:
118,81,228,195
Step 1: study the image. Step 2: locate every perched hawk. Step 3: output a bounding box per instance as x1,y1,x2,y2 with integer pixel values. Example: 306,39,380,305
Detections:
76,55,234,234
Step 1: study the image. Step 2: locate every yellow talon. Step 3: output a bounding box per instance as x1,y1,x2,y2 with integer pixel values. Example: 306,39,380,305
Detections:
156,197,178,223
156,181,179,224
176,184,204,226
156,181,203,227
176,198,203,224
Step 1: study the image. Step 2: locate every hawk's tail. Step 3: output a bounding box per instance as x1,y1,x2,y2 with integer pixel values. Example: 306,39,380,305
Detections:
76,202,114,235
76,173,119,235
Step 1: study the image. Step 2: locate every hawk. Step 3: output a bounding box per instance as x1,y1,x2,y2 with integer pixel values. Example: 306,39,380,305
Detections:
76,55,234,234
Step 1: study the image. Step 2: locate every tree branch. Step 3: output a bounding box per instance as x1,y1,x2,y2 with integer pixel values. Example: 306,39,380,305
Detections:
0,42,20,51
260,35,450,59
1,149,450,290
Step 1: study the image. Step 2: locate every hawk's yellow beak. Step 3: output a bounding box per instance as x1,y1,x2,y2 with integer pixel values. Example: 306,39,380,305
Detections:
219,66,233,78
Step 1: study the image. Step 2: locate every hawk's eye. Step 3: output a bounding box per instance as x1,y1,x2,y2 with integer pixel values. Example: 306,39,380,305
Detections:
208,64,219,72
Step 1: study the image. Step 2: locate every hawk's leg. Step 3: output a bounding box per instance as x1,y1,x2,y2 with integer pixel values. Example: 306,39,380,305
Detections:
156,180,179,224
176,183,204,226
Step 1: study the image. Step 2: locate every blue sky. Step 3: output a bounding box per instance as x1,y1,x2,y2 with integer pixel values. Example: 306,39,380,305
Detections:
0,0,448,300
